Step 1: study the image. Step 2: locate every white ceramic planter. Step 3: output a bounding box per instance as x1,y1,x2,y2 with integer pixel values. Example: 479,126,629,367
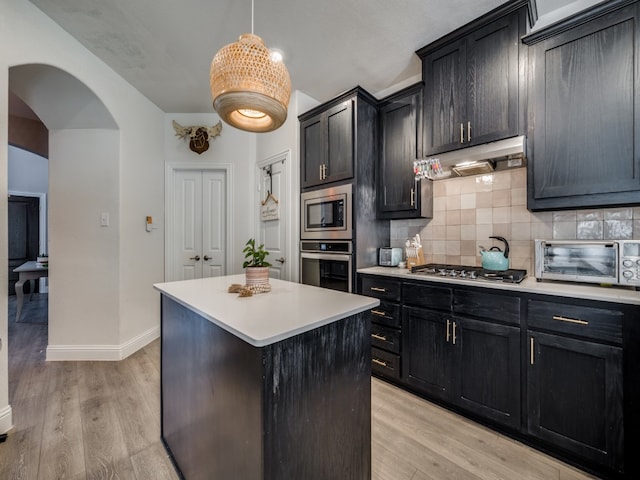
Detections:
245,266,269,286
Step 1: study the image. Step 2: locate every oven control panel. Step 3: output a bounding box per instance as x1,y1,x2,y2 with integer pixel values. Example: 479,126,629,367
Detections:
619,240,640,286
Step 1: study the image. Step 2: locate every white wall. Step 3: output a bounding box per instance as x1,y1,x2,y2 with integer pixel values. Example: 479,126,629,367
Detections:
8,145,48,194
255,90,319,282
1,0,166,432
165,113,256,274
48,129,120,345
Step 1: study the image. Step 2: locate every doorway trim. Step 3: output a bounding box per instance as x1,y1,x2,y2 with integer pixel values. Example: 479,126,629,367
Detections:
255,150,294,281
8,190,48,292
165,162,233,281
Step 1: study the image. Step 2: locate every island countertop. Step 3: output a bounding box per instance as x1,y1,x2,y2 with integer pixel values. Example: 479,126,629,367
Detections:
154,274,379,347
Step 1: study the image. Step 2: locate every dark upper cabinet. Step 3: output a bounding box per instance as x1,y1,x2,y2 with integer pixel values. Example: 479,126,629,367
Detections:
419,3,527,156
300,99,354,188
523,0,640,210
377,83,433,219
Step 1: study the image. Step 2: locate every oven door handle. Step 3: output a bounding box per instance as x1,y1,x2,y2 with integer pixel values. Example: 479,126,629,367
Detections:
300,252,352,262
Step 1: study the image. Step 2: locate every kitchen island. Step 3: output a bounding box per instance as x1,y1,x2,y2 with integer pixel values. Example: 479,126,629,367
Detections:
154,275,379,480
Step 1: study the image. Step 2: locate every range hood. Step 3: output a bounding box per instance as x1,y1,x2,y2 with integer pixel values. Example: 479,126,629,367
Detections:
418,135,526,180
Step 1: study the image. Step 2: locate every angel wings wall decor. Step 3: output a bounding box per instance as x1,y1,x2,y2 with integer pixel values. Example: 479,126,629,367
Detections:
172,120,223,154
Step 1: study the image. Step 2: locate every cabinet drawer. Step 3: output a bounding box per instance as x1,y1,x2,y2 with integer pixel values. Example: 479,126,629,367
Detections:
527,299,623,345
402,282,452,310
369,301,401,328
372,347,400,380
454,288,520,325
371,324,401,354
362,276,401,302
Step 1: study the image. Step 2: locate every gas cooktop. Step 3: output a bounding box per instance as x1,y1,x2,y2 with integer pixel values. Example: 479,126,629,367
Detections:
410,263,527,284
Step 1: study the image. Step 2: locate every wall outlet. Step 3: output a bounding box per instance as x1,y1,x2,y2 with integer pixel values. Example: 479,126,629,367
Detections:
100,212,110,227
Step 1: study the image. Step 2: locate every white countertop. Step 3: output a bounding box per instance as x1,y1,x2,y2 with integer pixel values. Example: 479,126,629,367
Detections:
154,275,379,347
358,266,640,306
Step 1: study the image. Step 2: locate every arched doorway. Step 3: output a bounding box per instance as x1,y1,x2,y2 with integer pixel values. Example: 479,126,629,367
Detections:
3,64,120,424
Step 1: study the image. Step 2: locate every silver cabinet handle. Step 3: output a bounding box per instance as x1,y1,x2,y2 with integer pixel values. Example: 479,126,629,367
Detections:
460,123,464,144
370,287,386,293
452,321,457,345
319,164,323,180
189,255,200,261
446,319,451,343
410,188,415,207
371,333,388,341
372,358,388,367
371,309,387,317
530,337,535,365
553,315,589,325
467,121,471,142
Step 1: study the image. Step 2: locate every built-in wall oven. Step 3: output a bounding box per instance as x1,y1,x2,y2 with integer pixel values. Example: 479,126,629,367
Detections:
300,241,353,292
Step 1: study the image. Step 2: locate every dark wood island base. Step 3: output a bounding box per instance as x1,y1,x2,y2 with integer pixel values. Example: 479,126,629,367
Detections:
160,295,371,480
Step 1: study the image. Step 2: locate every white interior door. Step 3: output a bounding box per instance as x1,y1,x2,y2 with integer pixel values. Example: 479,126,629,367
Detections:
202,171,226,277
259,156,288,280
173,169,226,281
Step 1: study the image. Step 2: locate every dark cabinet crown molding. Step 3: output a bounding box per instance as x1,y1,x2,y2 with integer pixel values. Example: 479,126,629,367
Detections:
298,85,377,122
378,81,424,105
523,0,637,44
416,0,534,57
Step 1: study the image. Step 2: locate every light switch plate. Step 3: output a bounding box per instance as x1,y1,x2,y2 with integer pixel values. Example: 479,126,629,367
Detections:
100,212,110,226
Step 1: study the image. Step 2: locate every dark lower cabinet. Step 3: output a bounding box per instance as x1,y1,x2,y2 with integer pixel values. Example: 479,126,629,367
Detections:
455,316,521,429
402,306,520,430
528,331,624,472
360,272,637,477
403,306,452,401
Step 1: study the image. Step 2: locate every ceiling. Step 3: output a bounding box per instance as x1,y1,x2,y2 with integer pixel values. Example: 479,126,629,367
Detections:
25,0,575,114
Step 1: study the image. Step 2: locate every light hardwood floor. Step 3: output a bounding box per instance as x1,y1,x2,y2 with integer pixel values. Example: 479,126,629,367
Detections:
1,314,598,479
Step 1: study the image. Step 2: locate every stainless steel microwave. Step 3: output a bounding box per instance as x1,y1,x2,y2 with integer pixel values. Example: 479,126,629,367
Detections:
534,239,640,287
300,184,352,240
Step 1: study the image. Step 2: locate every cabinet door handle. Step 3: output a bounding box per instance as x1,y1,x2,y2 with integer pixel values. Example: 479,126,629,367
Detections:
452,321,457,345
410,188,415,206
371,309,387,317
553,315,589,326
460,123,464,144
446,319,451,343
319,164,323,180
323,164,328,179
372,358,388,367
370,287,386,293
467,121,471,142
530,337,535,365
371,333,388,341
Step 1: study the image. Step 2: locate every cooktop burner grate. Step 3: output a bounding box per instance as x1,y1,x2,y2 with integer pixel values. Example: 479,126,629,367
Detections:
410,263,527,283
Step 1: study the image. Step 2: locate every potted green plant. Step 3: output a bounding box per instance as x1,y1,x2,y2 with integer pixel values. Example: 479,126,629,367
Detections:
242,238,271,286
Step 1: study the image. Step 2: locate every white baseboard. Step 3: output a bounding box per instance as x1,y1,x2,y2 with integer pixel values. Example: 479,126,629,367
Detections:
46,326,160,361
0,404,13,434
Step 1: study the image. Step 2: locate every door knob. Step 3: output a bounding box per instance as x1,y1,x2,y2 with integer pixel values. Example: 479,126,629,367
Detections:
189,255,201,261
275,257,285,264
204,255,211,261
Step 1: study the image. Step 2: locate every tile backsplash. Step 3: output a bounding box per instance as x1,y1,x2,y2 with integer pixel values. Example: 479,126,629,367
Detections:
390,169,640,272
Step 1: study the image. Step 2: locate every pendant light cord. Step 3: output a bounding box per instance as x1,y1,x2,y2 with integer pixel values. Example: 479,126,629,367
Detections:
251,0,254,34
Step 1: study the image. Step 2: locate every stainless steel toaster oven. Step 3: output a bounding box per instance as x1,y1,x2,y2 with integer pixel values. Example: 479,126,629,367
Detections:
534,239,640,287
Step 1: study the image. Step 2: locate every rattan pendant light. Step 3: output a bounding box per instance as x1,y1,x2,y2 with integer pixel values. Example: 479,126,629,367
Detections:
210,0,291,133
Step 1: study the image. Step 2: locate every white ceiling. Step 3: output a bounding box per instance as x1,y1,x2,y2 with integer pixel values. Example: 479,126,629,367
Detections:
25,0,576,113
